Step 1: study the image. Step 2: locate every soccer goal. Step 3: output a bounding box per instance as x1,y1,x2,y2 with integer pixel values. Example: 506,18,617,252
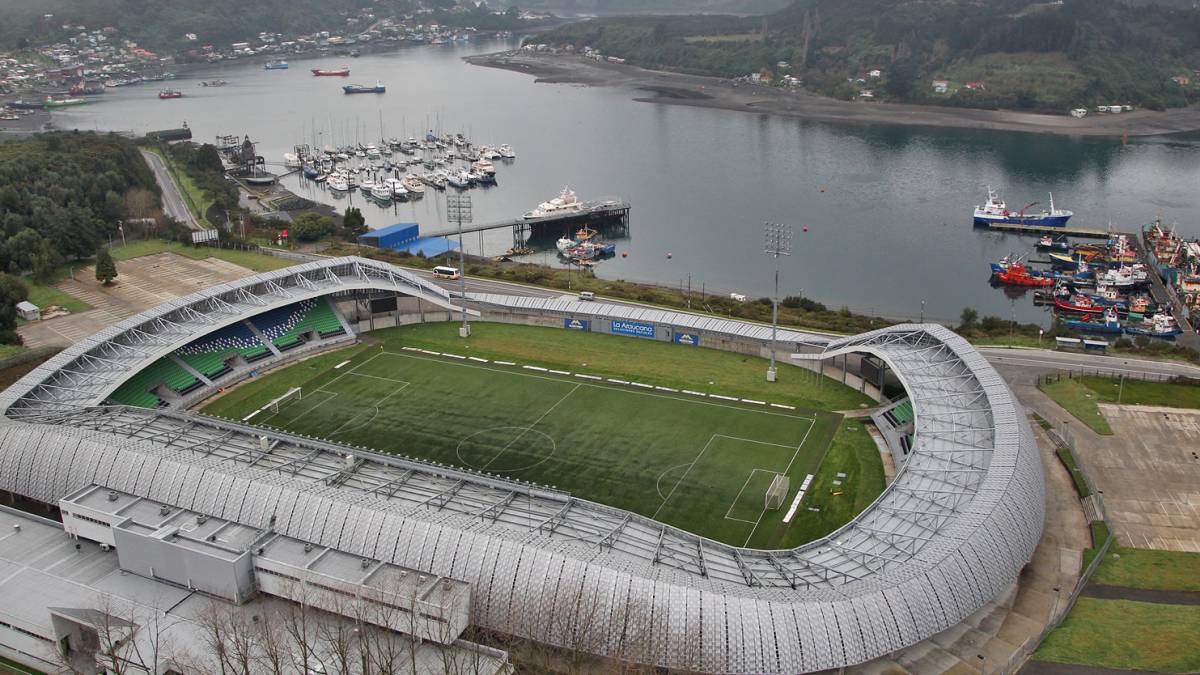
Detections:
765,474,790,511
267,387,303,413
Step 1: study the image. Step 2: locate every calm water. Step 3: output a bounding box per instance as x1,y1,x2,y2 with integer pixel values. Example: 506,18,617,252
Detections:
55,40,1200,324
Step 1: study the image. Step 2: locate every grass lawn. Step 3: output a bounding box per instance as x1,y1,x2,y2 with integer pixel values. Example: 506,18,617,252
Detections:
1034,598,1200,672
24,280,92,315
1080,375,1200,409
1038,377,1112,435
1055,447,1090,498
202,323,879,547
1091,546,1200,592
110,239,296,273
142,146,211,227
0,344,28,359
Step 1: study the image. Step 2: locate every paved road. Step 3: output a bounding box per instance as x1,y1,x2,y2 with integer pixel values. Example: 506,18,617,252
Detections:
140,149,200,230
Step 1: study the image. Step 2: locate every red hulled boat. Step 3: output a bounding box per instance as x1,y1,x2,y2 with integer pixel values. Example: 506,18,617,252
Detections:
312,68,351,77
1054,295,1105,314
993,262,1054,287
158,90,183,99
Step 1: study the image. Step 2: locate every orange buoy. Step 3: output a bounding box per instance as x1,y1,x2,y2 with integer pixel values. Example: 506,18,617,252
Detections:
621,251,628,258
819,187,826,192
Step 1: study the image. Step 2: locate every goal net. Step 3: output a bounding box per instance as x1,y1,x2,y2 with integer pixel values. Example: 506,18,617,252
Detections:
268,387,302,413
765,474,790,511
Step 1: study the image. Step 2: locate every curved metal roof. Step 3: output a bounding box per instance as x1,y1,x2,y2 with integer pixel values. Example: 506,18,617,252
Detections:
0,259,1044,673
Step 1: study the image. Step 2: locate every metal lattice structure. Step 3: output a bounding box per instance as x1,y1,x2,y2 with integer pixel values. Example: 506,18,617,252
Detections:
0,260,1044,673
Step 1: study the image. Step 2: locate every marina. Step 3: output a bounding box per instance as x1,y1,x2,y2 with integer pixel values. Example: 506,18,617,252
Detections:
43,39,1200,325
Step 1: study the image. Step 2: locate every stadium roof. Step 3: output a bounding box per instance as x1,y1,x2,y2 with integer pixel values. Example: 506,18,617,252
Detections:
0,259,1044,673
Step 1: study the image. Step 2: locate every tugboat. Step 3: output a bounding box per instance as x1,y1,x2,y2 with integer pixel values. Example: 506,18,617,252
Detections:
990,257,1054,287
343,82,386,94
973,188,1073,227
158,90,183,99
312,67,351,77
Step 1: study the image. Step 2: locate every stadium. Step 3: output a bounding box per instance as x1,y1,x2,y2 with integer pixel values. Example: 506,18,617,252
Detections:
0,257,1044,673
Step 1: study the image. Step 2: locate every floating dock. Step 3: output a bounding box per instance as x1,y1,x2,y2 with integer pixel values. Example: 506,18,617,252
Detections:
427,199,630,249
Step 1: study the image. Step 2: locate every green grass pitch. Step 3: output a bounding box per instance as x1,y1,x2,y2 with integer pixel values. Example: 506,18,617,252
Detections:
202,323,882,548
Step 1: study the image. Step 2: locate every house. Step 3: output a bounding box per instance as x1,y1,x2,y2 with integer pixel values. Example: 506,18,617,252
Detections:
858,89,875,100
16,301,40,322
1070,108,1087,118
932,79,949,93
758,67,773,83
1171,74,1191,86
868,69,882,79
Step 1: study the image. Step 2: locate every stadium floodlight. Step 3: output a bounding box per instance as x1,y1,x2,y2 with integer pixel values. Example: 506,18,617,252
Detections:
763,223,792,382
447,194,473,338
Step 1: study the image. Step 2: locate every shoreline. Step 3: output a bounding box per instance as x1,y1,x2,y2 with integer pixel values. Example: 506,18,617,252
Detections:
466,51,1200,138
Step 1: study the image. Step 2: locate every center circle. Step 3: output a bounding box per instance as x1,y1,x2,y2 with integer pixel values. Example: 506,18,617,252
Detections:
455,426,558,473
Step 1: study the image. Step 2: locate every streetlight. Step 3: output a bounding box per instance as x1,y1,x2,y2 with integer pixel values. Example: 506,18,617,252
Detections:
447,194,472,338
763,222,793,383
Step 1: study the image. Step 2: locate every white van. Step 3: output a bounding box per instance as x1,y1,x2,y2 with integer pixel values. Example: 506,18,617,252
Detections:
578,291,595,301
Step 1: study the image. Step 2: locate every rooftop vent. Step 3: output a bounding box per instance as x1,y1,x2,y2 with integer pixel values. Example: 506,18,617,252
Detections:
303,543,313,553
360,558,371,569
159,505,170,516
196,515,208,525
106,490,118,502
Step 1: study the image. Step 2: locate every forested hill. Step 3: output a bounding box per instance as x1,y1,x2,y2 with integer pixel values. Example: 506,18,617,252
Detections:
537,0,1200,111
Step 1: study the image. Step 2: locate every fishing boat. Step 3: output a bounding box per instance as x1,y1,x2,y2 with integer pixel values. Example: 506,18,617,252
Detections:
43,97,88,108
973,188,1073,227
1095,264,1148,288
343,82,386,94
556,237,577,253
359,177,377,195
447,171,471,189
994,264,1054,287
525,187,585,220
1066,307,1123,334
1124,313,1181,338
1054,294,1105,314
566,241,617,261
575,226,597,241
6,100,46,110
498,144,516,159
312,68,350,77
264,61,289,70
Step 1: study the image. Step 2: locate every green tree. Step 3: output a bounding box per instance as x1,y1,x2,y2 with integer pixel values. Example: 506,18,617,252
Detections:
291,212,335,242
0,273,29,344
342,207,367,240
95,248,118,285
958,307,979,333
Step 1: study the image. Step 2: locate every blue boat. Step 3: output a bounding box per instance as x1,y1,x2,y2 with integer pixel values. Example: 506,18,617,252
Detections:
302,165,319,179
343,82,386,94
973,188,1072,227
1065,307,1123,334
264,61,288,70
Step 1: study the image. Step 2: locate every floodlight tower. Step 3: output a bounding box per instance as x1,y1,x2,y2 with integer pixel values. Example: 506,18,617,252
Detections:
447,194,473,337
763,222,792,383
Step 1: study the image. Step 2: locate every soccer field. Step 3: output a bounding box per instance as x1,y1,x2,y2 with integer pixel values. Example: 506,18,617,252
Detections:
235,347,829,546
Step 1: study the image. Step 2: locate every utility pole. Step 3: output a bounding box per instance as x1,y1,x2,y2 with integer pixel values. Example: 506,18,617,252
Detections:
447,194,472,338
763,223,793,383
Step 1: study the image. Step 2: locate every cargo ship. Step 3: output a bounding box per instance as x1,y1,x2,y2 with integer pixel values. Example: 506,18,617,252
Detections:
312,68,350,77
343,82,385,94
973,188,1072,227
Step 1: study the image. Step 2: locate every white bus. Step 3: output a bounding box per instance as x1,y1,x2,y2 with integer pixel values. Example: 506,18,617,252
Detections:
431,265,461,280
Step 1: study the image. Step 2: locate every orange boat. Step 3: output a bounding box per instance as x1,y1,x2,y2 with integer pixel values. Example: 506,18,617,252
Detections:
312,68,350,77
994,262,1054,287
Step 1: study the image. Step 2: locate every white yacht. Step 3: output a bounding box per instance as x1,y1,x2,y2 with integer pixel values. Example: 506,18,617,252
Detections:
402,173,425,194
370,184,392,202
327,172,350,192
283,152,302,169
556,237,576,252
359,176,377,194
498,144,516,159
472,159,495,176
525,186,585,220
384,177,407,199
447,171,470,189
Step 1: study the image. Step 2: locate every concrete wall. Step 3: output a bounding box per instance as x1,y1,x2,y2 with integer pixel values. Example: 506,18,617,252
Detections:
112,525,255,604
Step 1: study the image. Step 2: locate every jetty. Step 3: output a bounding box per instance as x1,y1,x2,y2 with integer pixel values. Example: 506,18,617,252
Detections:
980,221,1118,239
426,199,630,249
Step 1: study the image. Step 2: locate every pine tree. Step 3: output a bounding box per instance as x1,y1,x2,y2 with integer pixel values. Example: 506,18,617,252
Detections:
95,248,118,286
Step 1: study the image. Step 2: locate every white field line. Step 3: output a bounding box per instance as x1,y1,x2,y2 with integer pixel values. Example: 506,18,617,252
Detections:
652,434,717,520
481,383,581,471
742,419,818,545
468,357,489,363
242,409,261,422
329,382,411,438
523,365,548,372
724,467,781,524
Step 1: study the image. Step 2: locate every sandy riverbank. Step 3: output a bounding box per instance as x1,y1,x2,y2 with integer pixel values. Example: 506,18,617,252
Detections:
467,51,1200,138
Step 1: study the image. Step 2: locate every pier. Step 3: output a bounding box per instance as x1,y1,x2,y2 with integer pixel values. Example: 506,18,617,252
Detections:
981,221,1118,239
426,199,630,249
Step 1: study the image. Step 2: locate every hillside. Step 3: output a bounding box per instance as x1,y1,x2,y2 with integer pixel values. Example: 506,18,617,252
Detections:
0,0,393,51
536,0,1200,111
